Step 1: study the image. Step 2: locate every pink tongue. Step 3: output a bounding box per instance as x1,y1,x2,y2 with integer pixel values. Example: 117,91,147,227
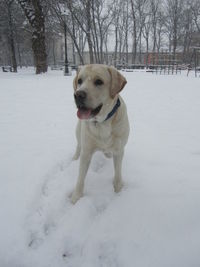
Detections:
77,108,92,120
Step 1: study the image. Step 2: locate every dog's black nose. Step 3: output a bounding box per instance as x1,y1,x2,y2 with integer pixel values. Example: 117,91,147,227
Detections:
74,90,87,106
76,90,87,100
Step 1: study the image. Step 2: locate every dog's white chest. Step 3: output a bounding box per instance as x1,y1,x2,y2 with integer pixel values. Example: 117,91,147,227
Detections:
88,122,113,150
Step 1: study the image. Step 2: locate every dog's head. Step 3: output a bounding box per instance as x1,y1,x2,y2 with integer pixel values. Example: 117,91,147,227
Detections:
73,64,127,121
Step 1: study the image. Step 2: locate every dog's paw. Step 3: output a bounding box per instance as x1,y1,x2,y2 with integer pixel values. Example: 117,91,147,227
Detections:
70,191,83,204
72,155,79,161
72,146,81,160
113,180,123,193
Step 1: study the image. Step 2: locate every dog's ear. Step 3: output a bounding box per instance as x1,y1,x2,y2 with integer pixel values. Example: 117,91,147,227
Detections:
73,66,81,91
107,66,127,98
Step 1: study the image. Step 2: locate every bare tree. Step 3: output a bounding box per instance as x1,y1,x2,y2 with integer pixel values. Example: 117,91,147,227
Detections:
142,7,151,65
111,0,121,66
123,0,130,65
0,0,18,71
91,0,113,63
85,0,94,63
112,0,129,65
130,0,147,64
17,0,47,74
49,0,85,65
180,1,193,62
0,0,199,68
150,0,160,53
8,0,18,72
155,9,165,53
66,0,94,63
165,0,183,61
130,0,138,63
191,0,200,33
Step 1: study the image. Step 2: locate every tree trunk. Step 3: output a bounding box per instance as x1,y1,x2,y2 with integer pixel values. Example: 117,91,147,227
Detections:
17,42,22,68
17,0,47,74
125,0,129,65
52,39,56,66
66,0,92,64
172,2,178,62
32,30,47,74
145,37,149,66
71,13,76,65
32,0,47,73
114,19,119,67
7,1,17,72
63,16,84,65
91,0,100,63
130,0,137,64
86,0,94,63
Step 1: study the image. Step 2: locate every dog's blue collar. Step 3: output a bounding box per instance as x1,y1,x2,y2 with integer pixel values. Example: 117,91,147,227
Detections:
104,98,121,121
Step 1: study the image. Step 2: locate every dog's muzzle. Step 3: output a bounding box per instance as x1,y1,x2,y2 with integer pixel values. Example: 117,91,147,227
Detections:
74,91,102,120
74,90,87,109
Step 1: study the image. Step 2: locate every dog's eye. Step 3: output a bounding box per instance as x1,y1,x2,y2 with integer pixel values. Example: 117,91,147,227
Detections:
78,78,82,85
94,79,103,86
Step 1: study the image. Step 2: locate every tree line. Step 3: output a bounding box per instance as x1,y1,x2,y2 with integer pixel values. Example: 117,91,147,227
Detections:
0,0,200,74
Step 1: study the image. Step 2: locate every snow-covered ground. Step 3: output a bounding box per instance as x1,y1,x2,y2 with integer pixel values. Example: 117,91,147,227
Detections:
0,68,200,267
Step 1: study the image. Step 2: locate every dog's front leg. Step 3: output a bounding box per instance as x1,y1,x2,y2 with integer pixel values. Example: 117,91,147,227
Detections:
113,149,124,193
71,149,93,204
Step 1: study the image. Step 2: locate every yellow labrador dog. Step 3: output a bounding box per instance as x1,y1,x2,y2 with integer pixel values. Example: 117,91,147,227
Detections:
71,64,129,204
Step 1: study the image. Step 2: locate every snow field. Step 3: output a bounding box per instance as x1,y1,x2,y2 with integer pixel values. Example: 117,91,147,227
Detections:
0,69,200,267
